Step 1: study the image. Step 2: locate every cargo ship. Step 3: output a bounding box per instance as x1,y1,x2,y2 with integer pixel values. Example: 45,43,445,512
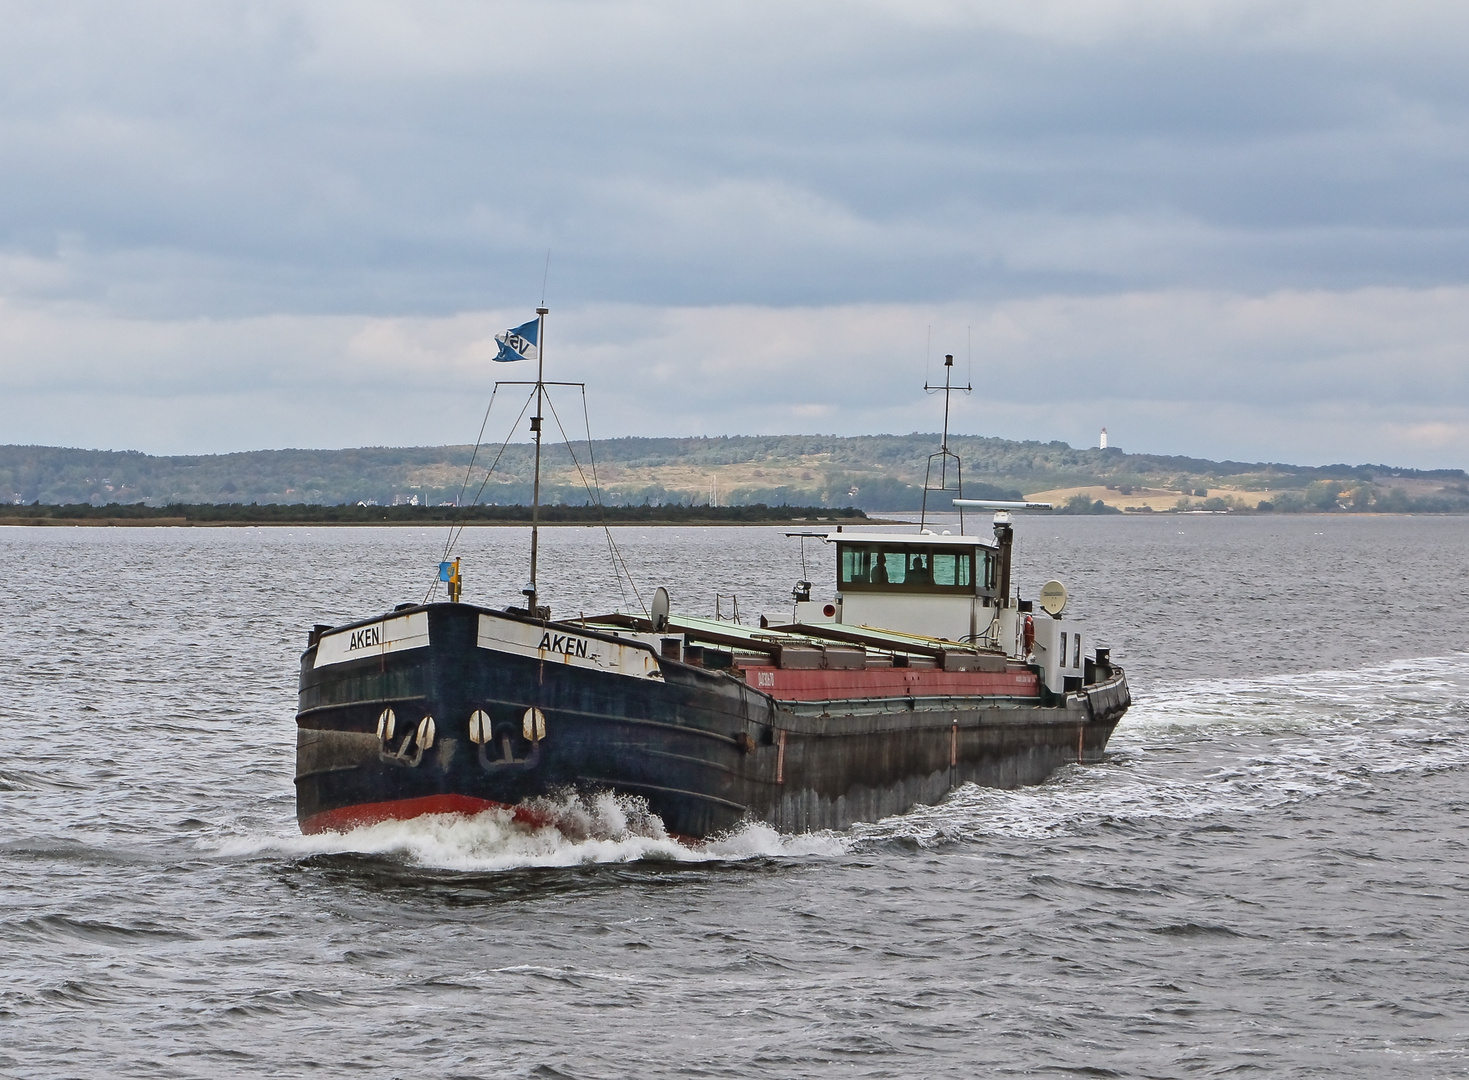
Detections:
294,312,1130,838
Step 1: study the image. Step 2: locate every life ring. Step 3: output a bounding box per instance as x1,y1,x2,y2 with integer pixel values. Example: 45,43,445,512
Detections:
1022,614,1035,655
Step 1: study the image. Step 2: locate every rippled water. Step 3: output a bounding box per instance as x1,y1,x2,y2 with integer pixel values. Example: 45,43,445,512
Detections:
2,516,1468,1078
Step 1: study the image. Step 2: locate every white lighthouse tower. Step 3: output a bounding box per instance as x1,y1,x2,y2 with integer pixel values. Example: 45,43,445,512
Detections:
1099,427,1109,449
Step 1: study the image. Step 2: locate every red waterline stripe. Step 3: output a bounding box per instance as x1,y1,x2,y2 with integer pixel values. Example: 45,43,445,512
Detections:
299,794,552,835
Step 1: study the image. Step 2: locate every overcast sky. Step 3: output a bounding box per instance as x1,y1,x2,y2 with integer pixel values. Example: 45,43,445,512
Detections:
2,0,1467,467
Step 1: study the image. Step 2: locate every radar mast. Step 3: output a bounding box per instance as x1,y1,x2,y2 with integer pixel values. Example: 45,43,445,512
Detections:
920,354,972,534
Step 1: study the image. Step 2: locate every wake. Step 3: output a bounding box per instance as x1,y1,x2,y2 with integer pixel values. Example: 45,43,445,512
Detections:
209,788,848,871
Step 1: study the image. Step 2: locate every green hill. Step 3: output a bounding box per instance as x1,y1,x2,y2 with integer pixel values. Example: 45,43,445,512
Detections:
2,436,1465,514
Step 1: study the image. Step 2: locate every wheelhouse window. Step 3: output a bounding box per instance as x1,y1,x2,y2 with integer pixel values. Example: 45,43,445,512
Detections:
930,552,970,587
837,543,987,594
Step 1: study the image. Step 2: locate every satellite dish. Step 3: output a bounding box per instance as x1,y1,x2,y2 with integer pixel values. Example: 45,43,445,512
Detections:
651,586,670,632
1039,579,1068,616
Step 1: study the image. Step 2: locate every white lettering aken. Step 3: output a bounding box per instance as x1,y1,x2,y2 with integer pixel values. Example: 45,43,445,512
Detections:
348,625,382,651
538,631,591,658
477,614,661,680
315,612,430,668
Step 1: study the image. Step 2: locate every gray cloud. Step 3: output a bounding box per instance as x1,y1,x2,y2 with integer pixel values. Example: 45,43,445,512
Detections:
4,289,1467,466
3,2,1467,309
0,1,1466,465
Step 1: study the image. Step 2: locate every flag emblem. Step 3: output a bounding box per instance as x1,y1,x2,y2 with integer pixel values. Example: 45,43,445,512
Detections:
494,318,540,363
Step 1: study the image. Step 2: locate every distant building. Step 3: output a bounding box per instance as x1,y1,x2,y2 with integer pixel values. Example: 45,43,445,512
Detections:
1099,427,1109,450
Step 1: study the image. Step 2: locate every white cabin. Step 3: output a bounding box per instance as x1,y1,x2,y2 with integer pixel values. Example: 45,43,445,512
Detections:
788,524,1086,693
795,532,998,644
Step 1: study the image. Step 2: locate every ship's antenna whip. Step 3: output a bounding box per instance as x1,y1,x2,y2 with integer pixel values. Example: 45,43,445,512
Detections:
920,351,973,533
543,389,647,616
577,388,646,615
451,385,500,513
540,250,551,308
426,387,536,602
428,381,501,598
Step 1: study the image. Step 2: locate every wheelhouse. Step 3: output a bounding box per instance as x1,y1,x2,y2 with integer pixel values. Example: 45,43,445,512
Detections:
789,532,1003,643
836,538,997,598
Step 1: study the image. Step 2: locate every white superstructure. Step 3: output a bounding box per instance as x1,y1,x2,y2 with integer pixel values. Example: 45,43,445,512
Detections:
786,518,1085,695
822,531,997,644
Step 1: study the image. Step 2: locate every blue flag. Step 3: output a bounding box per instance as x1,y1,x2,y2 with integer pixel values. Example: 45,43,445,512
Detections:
494,318,539,363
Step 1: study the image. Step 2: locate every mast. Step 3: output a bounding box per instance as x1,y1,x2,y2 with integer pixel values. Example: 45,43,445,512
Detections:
920,354,972,533
940,355,953,462
527,306,548,616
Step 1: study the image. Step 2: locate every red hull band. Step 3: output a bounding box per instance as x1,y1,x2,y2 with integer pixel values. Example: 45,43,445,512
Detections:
737,665,1040,701
299,794,552,835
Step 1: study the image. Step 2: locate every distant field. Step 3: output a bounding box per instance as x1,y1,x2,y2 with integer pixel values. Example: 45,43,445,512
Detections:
1029,483,1273,512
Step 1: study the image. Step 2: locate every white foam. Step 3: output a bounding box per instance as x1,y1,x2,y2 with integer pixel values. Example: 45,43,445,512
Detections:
854,652,1469,848
209,789,850,871
702,819,849,859
1124,652,1469,739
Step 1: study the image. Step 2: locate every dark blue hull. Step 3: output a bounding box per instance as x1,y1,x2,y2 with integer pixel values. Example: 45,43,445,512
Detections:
295,603,1130,838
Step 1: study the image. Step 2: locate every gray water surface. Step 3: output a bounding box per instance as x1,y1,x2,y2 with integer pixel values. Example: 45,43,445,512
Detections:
2,516,1467,1078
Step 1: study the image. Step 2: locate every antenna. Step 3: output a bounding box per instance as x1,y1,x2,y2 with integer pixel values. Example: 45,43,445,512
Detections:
952,499,1053,510
920,352,973,533
540,251,551,308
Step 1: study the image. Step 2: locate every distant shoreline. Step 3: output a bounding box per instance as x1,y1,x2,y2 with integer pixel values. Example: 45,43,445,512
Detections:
0,519,887,528
3,507,1460,528
0,503,871,528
